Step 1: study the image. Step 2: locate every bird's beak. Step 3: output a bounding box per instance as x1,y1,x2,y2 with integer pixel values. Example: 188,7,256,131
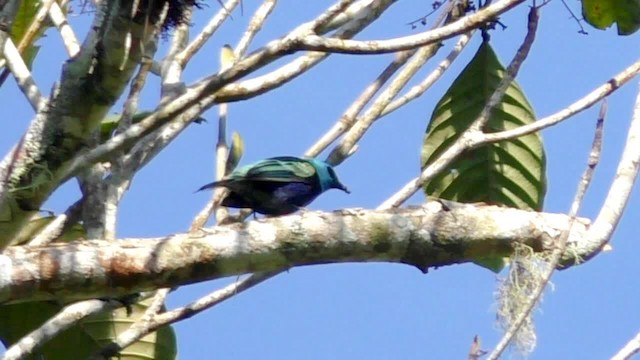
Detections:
336,182,350,194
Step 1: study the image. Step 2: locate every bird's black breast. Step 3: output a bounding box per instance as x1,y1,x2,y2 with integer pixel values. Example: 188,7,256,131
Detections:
221,179,321,215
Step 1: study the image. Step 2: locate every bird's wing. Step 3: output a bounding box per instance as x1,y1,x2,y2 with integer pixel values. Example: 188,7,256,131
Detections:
243,158,316,183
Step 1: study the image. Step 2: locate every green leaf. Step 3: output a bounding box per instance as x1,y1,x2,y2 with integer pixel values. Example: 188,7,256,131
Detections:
422,42,546,272
0,301,98,360
83,297,177,360
225,131,244,174
582,0,640,35
0,297,177,359
10,0,61,69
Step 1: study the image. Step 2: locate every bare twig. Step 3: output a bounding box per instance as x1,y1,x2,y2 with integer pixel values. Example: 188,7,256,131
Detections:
308,1,458,160
305,49,417,158
160,4,192,96
326,42,441,166
379,31,474,119
560,0,588,35
612,330,640,360
308,0,356,33
299,0,524,54
190,46,235,230
584,81,640,256
214,0,397,105
211,47,234,223
487,100,606,360
101,59,156,240
234,0,277,58
92,272,279,359
2,38,45,111
469,335,488,360
48,1,80,56
176,0,242,67
483,59,640,143
28,199,83,246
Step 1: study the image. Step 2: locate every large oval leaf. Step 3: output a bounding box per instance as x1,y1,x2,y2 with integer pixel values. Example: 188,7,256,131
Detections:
0,297,176,359
421,42,546,272
83,297,177,360
422,41,546,212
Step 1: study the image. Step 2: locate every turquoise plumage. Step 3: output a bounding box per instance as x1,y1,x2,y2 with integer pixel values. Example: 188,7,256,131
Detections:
197,156,349,215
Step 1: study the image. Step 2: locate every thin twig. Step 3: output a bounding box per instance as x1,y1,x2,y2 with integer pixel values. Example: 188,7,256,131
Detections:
2,38,45,111
160,5,192,96
612,331,640,360
482,59,640,143
309,0,356,33
190,46,234,229
101,60,156,240
212,0,396,104
378,31,474,119
92,272,279,359
469,335,488,360
326,42,441,165
306,13,459,159
213,51,232,223
486,100,606,360
305,49,417,158
299,0,524,54
176,0,241,67
28,198,83,246
406,0,446,29
234,0,277,58
560,0,588,35
311,2,455,161
583,79,640,256
48,0,81,56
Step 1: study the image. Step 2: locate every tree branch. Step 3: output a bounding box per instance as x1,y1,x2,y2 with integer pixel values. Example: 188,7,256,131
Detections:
483,58,640,143
298,0,524,54
0,0,169,250
488,99,606,360
582,80,640,259
0,204,592,304
612,330,640,360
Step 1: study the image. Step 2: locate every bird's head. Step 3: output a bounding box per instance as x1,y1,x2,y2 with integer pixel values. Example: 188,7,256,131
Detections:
309,159,350,194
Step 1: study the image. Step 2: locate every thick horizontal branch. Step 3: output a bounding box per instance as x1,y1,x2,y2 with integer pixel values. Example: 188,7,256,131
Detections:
0,203,593,304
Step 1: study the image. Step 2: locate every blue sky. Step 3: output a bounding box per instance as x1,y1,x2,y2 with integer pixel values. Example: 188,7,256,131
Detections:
2,0,640,358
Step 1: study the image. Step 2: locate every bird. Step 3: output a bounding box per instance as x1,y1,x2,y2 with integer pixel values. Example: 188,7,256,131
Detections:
197,156,350,215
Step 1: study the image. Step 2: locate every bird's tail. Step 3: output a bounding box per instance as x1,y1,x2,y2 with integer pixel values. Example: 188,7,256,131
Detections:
195,180,228,192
